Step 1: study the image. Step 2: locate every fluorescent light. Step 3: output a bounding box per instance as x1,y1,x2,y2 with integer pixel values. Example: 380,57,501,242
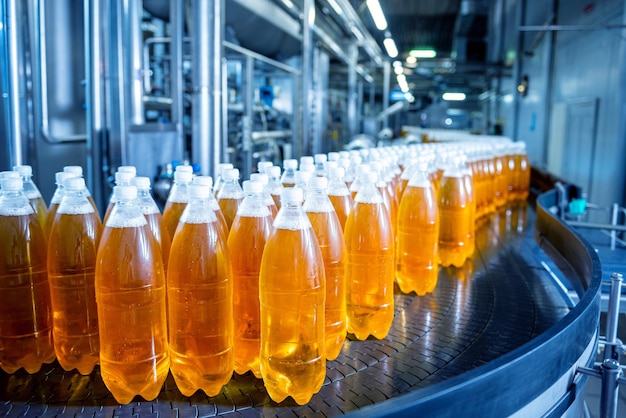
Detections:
406,56,417,64
366,0,388,30
383,37,398,58
409,49,437,59
326,0,343,15
394,65,404,75
397,74,409,93
442,92,466,101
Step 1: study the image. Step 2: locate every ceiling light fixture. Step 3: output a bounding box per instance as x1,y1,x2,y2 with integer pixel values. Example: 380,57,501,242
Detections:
366,0,388,30
394,65,404,75
383,36,398,58
442,92,466,101
397,74,409,93
409,48,437,59
326,0,343,15
406,56,417,65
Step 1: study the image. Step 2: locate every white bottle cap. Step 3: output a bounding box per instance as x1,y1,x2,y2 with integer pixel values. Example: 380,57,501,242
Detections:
114,185,137,200
328,166,345,179
63,165,84,176
175,164,194,173
244,180,265,194
308,176,328,189
250,173,269,185
132,176,151,190
300,156,314,165
223,168,240,180
328,152,340,162
55,171,76,184
0,171,21,181
218,163,234,172
192,175,213,188
1,178,23,191
64,177,86,191
118,165,137,176
300,163,315,173
281,186,303,203
283,159,298,170
12,165,32,176
268,166,282,177
115,171,135,185
188,184,210,199
365,171,378,184
174,170,193,183
295,170,313,183
257,161,273,173
314,154,327,163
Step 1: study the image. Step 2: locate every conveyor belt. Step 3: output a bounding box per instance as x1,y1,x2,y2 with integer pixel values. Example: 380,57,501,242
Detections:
0,202,582,417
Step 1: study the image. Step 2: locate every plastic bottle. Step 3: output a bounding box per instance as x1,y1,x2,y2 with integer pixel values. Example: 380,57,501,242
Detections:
396,163,439,295
259,187,326,405
0,177,54,373
63,165,100,216
438,161,471,268
227,181,272,378
257,161,273,175
133,176,171,271
459,155,476,260
280,159,298,188
103,170,136,225
344,171,395,340
349,164,371,201
267,165,284,209
167,183,233,396
511,142,531,201
314,154,327,177
304,177,347,360
326,166,353,231
162,169,193,239
250,173,278,218
294,170,313,197
192,176,229,243
95,185,169,404
214,163,234,197
493,144,509,208
13,165,47,230
47,177,102,374
216,168,244,230
45,172,77,238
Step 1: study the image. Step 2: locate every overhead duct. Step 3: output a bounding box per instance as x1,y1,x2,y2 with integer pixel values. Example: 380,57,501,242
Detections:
453,0,488,62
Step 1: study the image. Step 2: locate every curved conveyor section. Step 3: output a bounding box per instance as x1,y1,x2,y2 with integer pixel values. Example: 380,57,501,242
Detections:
0,192,602,417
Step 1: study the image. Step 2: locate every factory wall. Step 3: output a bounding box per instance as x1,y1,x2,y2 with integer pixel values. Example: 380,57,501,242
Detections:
491,0,626,210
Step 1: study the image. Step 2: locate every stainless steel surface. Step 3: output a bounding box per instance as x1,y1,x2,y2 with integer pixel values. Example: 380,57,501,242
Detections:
127,0,144,126
300,0,313,157
170,0,184,158
7,0,24,166
347,44,358,140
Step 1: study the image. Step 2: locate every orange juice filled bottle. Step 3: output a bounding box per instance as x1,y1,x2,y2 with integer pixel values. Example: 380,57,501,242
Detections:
162,168,193,239
458,155,476,260
267,165,284,209
396,163,439,295
13,165,47,230
95,185,169,403
216,168,244,230
327,166,353,230
493,144,509,208
227,180,272,378
349,164,370,201
344,171,395,340
0,177,54,373
314,154,328,177
133,176,171,271
102,170,135,225
259,187,326,405
304,177,347,360
45,172,76,237
192,176,229,242
47,177,102,374
168,183,233,396
250,173,278,218
438,161,471,268
280,159,298,188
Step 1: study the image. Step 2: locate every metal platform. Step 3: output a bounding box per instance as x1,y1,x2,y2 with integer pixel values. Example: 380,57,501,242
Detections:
0,197,601,417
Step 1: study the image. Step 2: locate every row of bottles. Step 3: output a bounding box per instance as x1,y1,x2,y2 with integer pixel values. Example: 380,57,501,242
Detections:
0,136,530,405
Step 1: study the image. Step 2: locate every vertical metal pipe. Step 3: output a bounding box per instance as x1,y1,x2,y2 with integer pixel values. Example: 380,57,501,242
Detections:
170,0,184,160
599,359,621,418
604,272,623,361
84,0,106,212
301,0,314,157
7,0,24,166
512,0,525,140
127,0,143,125
243,56,254,178
382,61,390,129
347,43,358,140
191,0,224,178
610,203,618,250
